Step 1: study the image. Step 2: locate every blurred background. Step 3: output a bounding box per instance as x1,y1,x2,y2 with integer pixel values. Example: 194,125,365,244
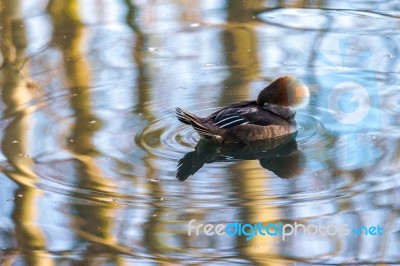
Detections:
0,0,400,265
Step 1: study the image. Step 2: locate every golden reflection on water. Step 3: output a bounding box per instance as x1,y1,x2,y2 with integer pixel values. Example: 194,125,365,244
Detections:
220,2,280,264
50,0,132,263
0,0,399,265
0,1,54,265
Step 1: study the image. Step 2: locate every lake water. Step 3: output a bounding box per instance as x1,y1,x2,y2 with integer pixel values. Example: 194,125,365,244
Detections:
0,0,400,265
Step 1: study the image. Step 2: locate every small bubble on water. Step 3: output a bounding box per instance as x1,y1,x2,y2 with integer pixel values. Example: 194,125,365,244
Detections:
11,140,19,144
190,23,200,27
89,120,97,124
149,178,159,183
385,54,397,59
147,47,158,52
205,63,216,67
17,194,23,198
160,197,164,201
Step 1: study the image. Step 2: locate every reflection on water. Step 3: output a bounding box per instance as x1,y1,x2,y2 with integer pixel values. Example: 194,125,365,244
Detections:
177,136,303,181
0,0,400,265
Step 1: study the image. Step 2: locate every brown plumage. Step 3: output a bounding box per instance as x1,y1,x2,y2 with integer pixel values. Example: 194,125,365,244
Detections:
176,76,310,143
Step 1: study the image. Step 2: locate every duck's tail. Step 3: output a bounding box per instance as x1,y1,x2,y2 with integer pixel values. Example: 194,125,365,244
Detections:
175,108,217,138
176,107,199,125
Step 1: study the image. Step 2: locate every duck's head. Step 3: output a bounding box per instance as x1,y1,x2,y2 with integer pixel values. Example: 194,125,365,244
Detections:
256,76,310,110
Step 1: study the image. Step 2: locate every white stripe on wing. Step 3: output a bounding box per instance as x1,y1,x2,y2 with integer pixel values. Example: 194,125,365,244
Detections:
220,118,247,128
214,116,241,125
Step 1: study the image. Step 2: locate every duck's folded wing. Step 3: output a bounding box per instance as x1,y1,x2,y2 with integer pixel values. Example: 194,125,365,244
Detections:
209,104,292,129
210,106,263,129
214,115,251,128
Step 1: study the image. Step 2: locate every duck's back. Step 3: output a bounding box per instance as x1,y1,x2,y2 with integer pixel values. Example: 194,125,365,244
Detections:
197,101,297,143
204,101,294,128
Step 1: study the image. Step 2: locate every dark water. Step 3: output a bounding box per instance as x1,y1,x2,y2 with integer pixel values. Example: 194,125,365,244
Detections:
0,0,399,265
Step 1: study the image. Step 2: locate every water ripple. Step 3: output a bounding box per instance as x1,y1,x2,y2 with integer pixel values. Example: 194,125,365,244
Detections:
257,8,400,32
135,108,219,162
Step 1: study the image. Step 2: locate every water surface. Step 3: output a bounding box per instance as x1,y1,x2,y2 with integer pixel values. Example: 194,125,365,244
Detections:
0,0,400,265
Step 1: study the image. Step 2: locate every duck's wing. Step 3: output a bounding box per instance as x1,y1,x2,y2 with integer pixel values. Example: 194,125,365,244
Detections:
205,102,292,129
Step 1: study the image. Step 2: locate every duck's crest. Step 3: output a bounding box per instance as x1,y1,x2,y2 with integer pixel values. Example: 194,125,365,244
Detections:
256,76,310,110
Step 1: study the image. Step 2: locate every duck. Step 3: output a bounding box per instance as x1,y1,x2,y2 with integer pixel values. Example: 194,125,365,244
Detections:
176,76,310,143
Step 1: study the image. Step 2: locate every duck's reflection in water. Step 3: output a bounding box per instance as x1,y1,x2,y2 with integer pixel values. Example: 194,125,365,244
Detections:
177,134,305,181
